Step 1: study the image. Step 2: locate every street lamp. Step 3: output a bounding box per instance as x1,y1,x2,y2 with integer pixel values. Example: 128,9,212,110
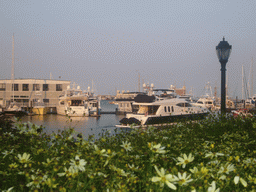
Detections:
216,37,232,114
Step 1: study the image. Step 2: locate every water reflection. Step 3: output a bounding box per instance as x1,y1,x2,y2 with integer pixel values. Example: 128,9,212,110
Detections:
21,113,126,140
19,101,127,140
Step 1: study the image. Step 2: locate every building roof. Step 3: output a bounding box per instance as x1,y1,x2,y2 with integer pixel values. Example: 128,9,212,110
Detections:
0,78,71,83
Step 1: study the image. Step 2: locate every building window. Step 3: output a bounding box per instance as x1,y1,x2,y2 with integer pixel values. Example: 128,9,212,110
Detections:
33,84,40,91
164,106,166,112
56,84,62,91
43,99,49,103
22,84,29,91
43,84,49,91
12,84,19,91
0,83,6,91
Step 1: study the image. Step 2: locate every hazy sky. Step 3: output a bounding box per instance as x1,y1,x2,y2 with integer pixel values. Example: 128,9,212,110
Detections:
1,0,255,97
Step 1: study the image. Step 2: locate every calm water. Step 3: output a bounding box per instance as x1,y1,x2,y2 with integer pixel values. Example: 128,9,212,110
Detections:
19,100,127,140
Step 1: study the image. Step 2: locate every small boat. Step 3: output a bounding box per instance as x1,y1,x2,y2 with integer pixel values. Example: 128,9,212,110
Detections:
3,102,27,116
32,99,47,115
87,99,101,116
116,98,209,128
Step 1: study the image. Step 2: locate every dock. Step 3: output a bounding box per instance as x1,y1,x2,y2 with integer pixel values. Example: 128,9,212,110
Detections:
100,111,117,114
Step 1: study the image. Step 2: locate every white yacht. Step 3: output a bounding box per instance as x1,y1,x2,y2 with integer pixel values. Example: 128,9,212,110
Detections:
86,98,101,116
192,97,216,110
57,85,101,117
84,87,101,116
192,82,216,111
116,98,209,127
57,85,90,117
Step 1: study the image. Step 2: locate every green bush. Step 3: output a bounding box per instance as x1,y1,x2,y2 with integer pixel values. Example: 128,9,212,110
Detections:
0,114,256,191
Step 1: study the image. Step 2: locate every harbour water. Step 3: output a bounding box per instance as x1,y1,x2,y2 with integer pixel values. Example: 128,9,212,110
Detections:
19,100,127,140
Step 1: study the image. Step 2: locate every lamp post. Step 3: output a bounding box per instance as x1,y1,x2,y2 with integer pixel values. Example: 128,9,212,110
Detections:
216,37,232,114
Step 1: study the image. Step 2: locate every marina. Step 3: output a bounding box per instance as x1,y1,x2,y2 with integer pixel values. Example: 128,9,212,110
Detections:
18,100,126,140
1,1,256,191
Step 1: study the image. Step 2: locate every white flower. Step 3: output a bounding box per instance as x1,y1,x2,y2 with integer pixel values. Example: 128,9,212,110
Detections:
128,163,139,170
151,165,177,190
208,160,220,166
189,167,199,174
234,176,247,187
148,143,166,154
58,167,70,177
217,163,235,175
2,187,14,192
26,175,41,189
208,181,220,192
248,175,256,184
18,153,32,164
116,167,129,177
219,175,227,180
205,152,224,159
59,166,78,177
173,172,193,186
94,145,108,156
243,158,253,166
120,141,132,152
70,155,87,172
176,153,194,168
2,149,14,159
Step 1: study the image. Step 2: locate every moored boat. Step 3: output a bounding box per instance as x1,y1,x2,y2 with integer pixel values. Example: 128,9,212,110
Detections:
116,98,209,128
57,85,90,117
3,102,27,116
32,100,47,115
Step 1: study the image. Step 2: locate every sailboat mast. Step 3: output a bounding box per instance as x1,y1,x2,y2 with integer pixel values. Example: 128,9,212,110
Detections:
12,34,15,102
92,80,94,93
12,34,15,80
251,57,253,96
138,72,140,92
242,65,244,100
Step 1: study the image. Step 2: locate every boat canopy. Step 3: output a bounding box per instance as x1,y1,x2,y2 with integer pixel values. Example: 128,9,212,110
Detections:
134,94,155,103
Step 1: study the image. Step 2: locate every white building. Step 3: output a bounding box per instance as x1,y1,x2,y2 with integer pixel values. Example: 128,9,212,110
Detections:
0,79,70,108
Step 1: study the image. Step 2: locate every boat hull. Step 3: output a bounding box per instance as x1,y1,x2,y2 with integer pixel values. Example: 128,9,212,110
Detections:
118,112,208,127
57,106,89,117
32,107,47,115
144,113,208,125
3,110,27,116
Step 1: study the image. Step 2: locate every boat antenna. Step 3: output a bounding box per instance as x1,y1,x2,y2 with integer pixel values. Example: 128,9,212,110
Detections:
138,72,140,92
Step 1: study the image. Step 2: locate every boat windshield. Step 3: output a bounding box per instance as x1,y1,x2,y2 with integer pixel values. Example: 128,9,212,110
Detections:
71,100,83,106
138,105,159,115
176,102,192,107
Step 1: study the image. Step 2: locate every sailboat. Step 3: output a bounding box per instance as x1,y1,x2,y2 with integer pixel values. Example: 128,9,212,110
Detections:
192,82,216,111
4,34,27,116
244,58,256,107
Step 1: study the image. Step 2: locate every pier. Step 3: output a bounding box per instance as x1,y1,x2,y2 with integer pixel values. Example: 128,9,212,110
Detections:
100,111,117,114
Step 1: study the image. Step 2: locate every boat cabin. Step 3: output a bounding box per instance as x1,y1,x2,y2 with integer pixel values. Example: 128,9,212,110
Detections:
132,100,195,116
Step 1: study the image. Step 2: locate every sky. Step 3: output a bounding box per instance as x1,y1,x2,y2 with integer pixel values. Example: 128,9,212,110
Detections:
0,0,255,98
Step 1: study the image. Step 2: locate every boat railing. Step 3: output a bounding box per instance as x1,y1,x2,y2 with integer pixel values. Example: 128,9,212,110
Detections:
33,102,45,107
